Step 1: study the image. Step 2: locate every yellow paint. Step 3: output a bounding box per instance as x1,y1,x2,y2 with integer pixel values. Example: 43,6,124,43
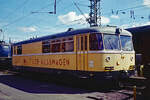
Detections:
22,42,42,54
76,34,89,71
13,54,76,70
13,52,135,72
13,46,17,54
87,53,135,72
13,46,15,54
13,33,135,73
73,36,77,52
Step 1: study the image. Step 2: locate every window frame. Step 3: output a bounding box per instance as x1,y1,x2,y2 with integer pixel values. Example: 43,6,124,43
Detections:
42,40,51,53
120,35,134,51
103,34,121,51
13,46,17,55
51,39,61,53
89,33,104,51
17,45,22,55
61,36,74,52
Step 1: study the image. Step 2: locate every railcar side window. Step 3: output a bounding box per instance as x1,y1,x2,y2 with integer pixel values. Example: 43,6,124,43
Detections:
104,34,120,50
77,37,80,51
61,37,74,52
17,45,22,55
42,40,50,53
51,40,61,53
85,36,87,50
81,37,83,50
89,33,103,50
120,36,134,51
13,46,17,55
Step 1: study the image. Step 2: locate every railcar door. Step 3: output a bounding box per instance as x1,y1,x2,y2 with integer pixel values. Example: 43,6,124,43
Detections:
76,34,88,71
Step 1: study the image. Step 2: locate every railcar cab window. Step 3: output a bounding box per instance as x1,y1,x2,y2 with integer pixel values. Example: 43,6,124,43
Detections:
89,33,103,50
42,40,50,53
120,36,134,51
104,34,120,50
17,45,22,55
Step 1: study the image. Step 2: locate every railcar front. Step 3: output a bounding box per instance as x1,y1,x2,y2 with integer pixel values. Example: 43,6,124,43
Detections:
86,27,135,80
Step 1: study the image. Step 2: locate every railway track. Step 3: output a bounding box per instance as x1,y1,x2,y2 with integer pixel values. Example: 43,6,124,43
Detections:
0,69,148,100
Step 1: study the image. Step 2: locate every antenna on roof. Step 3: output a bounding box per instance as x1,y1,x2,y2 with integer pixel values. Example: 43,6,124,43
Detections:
67,28,74,32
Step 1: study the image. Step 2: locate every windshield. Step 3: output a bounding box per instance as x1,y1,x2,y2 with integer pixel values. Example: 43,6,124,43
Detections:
104,34,120,50
120,36,134,51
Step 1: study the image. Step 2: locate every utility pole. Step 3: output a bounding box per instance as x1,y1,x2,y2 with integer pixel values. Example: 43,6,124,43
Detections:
88,0,101,27
54,0,56,14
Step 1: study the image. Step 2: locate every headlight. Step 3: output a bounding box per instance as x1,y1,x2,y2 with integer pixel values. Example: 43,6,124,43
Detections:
130,56,134,61
116,61,120,66
105,56,111,62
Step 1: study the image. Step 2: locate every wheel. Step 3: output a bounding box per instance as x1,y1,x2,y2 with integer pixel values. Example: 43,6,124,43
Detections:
118,81,124,88
112,80,125,89
143,65,150,78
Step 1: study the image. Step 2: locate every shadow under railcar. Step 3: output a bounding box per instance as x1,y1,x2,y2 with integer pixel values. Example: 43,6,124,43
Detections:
0,73,88,94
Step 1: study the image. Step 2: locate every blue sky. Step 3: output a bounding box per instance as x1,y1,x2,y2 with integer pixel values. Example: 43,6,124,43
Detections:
0,0,150,42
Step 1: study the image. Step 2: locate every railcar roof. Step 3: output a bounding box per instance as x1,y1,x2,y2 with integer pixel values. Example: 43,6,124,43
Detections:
13,26,131,46
126,25,150,34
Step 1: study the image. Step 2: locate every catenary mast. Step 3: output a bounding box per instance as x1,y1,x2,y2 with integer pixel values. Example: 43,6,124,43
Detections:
88,0,101,27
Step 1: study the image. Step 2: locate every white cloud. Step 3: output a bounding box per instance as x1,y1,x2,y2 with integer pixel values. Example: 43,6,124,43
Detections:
110,15,119,19
58,12,88,25
143,0,150,7
100,16,110,25
19,26,37,32
58,11,110,26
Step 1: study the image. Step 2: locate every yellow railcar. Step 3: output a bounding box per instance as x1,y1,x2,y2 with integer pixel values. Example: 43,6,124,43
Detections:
12,26,135,80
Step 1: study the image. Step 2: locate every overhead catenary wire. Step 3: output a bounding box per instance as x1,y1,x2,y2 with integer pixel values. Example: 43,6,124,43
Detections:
23,1,86,31
55,18,84,27
2,0,66,40
75,2,89,8
73,2,89,24
100,2,150,27
119,3,150,12
31,0,62,14
1,2,56,41
3,0,30,20
2,13,32,28
2,0,88,31
103,3,150,16
3,0,150,29
3,0,150,40
1,1,55,29
17,0,150,30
